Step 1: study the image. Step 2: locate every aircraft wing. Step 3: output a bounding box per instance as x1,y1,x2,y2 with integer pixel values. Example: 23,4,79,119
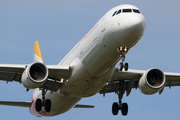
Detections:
0,64,71,91
0,64,25,83
99,69,180,96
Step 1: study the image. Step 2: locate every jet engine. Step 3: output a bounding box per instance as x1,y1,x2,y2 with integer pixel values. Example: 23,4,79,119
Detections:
138,68,166,95
21,62,48,89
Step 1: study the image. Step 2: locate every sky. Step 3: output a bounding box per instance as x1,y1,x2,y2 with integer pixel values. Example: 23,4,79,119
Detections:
0,0,180,120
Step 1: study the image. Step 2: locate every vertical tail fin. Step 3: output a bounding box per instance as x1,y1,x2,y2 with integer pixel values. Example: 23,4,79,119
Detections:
34,41,43,63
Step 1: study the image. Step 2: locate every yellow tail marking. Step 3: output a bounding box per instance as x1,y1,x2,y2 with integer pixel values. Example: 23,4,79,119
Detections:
34,41,43,62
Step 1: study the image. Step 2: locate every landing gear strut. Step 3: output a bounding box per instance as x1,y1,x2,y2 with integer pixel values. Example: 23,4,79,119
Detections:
35,88,51,112
111,80,128,116
117,47,128,71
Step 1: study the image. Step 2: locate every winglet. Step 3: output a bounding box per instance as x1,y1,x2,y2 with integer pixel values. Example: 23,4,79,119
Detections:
34,41,43,63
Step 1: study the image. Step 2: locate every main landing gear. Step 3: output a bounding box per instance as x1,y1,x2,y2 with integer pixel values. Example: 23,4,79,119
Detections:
117,47,128,71
35,89,51,112
111,80,128,116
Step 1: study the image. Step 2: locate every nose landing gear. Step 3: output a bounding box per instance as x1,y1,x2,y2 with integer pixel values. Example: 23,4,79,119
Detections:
117,47,129,71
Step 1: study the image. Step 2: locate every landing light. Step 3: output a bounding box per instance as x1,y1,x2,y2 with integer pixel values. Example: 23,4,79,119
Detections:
124,48,127,52
61,78,64,83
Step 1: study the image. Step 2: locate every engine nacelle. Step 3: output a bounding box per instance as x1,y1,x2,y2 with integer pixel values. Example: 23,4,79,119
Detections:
138,68,166,95
21,62,48,89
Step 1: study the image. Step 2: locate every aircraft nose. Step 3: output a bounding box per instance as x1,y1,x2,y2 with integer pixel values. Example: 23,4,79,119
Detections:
130,14,146,30
122,14,146,33
113,13,146,46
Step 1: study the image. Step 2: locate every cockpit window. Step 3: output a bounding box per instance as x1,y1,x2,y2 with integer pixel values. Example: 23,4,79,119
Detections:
133,9,141,13
116,9,121,15
123,9,132,13
112,11,117,17
113,8,140,17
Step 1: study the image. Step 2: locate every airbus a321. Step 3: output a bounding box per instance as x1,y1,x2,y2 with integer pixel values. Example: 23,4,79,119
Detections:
0,4,180,117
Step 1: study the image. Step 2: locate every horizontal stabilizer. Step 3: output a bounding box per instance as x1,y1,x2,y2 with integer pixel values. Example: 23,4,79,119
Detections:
0,101,31,108
74,104,95,108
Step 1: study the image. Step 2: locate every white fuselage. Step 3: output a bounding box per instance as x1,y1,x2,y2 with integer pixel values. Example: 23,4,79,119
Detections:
30,4,146,117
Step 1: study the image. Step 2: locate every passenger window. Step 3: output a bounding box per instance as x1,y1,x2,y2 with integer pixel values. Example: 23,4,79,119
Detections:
112,11,117,17
116,9,121,15
123,9,132,13
133,9,141,13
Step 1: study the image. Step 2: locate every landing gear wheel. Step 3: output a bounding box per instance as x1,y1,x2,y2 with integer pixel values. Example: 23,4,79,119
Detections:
45,99,51,112
121,103,128,116
119,63,123,71
124,63,128,71
112,102,119,115
35,99,42,112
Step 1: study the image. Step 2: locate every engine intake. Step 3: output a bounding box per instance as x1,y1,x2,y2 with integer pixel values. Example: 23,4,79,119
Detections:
30,63,47,81
21,62,48,89
139,68,166,95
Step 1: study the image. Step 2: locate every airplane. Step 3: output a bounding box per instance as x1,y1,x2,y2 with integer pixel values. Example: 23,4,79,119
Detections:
0,4,180,117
